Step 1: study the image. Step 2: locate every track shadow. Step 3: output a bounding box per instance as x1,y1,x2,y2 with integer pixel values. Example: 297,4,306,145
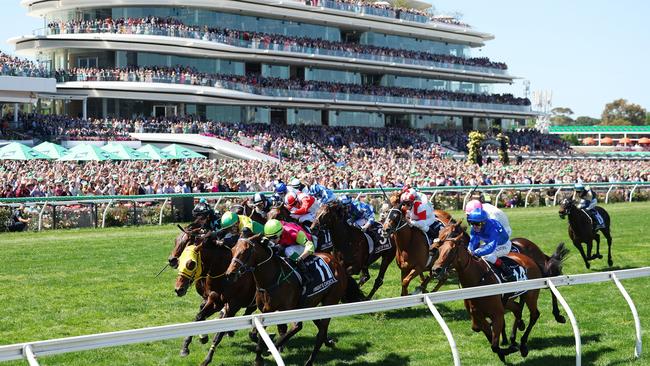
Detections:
527,333,601,351
516,346,615,366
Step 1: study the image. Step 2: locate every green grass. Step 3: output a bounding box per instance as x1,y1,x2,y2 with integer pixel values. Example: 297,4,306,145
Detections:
1,202,649,366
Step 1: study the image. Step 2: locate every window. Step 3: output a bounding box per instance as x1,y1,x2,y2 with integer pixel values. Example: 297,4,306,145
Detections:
77,57,98,68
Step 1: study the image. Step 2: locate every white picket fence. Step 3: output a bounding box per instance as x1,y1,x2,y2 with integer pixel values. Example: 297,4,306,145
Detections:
1,268,647,366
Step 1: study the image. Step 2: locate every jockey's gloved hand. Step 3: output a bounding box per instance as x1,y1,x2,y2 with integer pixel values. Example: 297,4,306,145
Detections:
361,222,372,231
346,219,355,227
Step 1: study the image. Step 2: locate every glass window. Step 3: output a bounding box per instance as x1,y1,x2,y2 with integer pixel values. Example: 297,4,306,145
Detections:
306,68,361,84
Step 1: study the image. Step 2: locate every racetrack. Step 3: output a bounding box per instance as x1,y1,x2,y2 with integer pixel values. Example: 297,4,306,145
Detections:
1,202,648,366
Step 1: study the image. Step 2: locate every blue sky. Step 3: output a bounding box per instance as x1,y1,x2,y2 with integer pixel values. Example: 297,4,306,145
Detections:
1,0,648,118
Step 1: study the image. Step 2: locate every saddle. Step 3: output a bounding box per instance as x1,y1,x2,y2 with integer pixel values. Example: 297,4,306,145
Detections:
486,257,528,300
283,256,338,299
581,208,605,231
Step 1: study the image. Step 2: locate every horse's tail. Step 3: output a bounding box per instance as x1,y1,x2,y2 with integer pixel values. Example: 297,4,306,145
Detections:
544,242,570,277
342,274,365,303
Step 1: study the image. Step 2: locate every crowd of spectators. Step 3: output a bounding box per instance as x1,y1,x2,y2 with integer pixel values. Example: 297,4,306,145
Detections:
55,66,529,106
47,17,503,70
0,52,50,78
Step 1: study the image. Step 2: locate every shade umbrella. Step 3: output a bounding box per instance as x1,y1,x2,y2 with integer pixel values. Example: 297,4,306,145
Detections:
0,142,52,160
619,137,632,146
582,137,596,145
600,137,613,145
161,144,206,159
136,144,175,160
639,137,650,145
58,144,121,161
33,141,69,159
102,143,148,160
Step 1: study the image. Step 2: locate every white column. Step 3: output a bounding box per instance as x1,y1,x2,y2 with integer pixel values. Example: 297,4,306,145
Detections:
102,99,108,118
14,103,19,122
82,99,87,120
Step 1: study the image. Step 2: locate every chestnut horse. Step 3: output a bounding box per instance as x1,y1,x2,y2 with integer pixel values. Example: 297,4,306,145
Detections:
174,231,264,366
432,220,547,362
382,207,454,296
225,231,363,366
559,198,613,269
311,201,394,299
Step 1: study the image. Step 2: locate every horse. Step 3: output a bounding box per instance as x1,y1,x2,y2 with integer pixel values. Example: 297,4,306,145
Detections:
311,201,394,300
225,231,363,366
173,228,262,365
382,207,455,296
231,198,267,225
559,198,613,269
432,220,549,362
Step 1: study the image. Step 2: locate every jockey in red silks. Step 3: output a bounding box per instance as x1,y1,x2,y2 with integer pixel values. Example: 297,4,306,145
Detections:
400,190,437,243
284,191,321,227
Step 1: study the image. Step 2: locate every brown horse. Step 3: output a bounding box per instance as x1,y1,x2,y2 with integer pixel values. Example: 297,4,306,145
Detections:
225,231,363,366
382,207,454,296
311,201,394,299
231,198,267,225
559,198,613,269
174,231,263,366
432,220,547,362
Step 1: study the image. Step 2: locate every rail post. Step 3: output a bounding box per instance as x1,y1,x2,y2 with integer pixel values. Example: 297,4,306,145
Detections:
425,296,460,366
37,202,48,232
101,200,114,228
611,273,642,358
462,190,472,212
252,317,285,366
548,279,581,366
629,185,639,202
524,188,534,208
553,187,563,206
605,185,615,204
159,198,169,226
22,345,39,366
494,189,504,208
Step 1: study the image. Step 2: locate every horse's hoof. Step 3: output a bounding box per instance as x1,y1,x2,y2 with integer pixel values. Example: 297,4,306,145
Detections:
200,359,212,366
180,348,190,357
596,254,603,259
325,337,337,348
518,320,526,331
585,262,591,269
227,331,235,337
411,287,423,295
199,334,209,344
520,344,529,358
608,259,614,267
497,352,506,363
555,314,566,324
249,331,259,343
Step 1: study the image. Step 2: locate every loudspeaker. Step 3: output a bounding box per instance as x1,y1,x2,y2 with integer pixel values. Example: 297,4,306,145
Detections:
172,197,194,222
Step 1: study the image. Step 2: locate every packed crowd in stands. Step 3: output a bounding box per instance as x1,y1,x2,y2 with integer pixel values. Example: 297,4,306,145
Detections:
47,17,502,70
55,66,529,106
0,52,50,78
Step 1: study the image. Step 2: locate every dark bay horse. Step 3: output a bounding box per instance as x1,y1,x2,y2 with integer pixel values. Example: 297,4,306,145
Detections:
311,201,394,300
559,198,613,269
382,207,455,296
231,198,267,225
174,234,261,366
225,232,363,366
432,221,548,362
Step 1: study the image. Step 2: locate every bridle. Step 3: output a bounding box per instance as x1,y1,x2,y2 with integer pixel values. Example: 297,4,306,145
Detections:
230,238,274,277
383,208,409,235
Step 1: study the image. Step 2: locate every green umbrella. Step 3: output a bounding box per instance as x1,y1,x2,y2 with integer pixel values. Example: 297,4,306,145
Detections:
136,144,174,160
102,143,148,160
58,144,120,161
161,144,206,159
33,141,69,159
0,142,52,160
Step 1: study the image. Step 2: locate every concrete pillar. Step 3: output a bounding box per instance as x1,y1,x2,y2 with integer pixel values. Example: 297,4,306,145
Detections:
102,99,108,118
82,98,87,120
13,103,19,123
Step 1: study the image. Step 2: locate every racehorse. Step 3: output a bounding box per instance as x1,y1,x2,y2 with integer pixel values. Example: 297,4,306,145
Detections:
225,231,363,366
432,220,548,362
173,228,263,365
382,207,454,296
559,198,613,269
231,198,267,225
267,204,294,223
311,201,394,300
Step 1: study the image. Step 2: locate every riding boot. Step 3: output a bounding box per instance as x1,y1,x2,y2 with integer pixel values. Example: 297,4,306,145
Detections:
496,258,517,282
296,258,313,284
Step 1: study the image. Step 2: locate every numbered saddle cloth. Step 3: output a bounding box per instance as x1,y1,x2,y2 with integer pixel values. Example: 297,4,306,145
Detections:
317,229,334,251
496,256,528,283
366,222,391,256
300,256,338,298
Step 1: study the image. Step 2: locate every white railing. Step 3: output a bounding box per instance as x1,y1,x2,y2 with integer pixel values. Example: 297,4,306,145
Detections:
1,267,647,366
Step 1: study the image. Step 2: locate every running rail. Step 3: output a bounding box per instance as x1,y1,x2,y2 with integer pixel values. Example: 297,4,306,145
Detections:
0,268,647,365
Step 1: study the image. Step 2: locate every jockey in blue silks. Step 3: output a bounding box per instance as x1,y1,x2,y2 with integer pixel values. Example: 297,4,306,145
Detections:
467,208,516,282
339,195,375,231
309,183,336,205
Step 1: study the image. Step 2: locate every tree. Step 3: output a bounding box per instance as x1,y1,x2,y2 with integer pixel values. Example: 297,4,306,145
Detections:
550,107,574,125
601,99,647,126
646,112,650,125
575,116,601,125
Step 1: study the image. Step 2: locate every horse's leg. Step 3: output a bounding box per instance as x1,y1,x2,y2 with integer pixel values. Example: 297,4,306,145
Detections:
430,272,449,293
586,238,594,262
358,266,371,287
304,319,330,366
201,304,239,366
197,293,224,343
181,296,222,357
519,291,541,358
273,322,303,351
401,268,418,296
573,240,590,269
592,233,603,259
550,291,566,323
254,324,265,366
603,228,614,267
365,251,394,300
505,299,524,347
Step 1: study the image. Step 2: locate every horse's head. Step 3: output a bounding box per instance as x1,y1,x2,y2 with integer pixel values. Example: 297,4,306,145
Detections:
168,223,201,269
174,239,204,297
225,231,266,282
267,205,291,222
383,207,406,235
558,198,574,219
312,201,344,231
432,220,466,279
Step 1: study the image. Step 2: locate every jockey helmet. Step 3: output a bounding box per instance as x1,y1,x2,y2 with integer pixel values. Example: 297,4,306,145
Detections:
284,192,299,207
253,193,267,205
400,184,411,194
264,219,283,238
289,178,302,189
400,192,416,204
274,182,287,194
199,198,208,204
310,184,322,195
338,195,352,205
192,202,210,218
574,183,585,192
466,208,488,225
464,199,483,214
220,212,239,229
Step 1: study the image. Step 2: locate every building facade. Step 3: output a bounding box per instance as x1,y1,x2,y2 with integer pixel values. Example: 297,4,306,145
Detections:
12,0,535,129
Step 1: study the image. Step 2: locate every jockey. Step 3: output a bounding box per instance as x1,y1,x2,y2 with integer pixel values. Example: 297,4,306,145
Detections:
220,211,264,238
572,183,604,228
309,183,336,204
284,191,321,227
273,182,289,202
339,195,375,231
289,178,310,195
400,190,438,243
252,192,273,216
263,219,315,282
465,199,512,237
192,198,220,231
400,184,429,205
466,208,517,282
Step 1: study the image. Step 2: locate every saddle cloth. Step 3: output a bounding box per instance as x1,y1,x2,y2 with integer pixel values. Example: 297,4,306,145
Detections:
366,223,391,256
298,256,338,298
487,256,528,300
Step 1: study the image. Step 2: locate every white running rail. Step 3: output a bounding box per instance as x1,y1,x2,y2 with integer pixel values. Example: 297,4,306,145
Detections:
1,268,647,366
